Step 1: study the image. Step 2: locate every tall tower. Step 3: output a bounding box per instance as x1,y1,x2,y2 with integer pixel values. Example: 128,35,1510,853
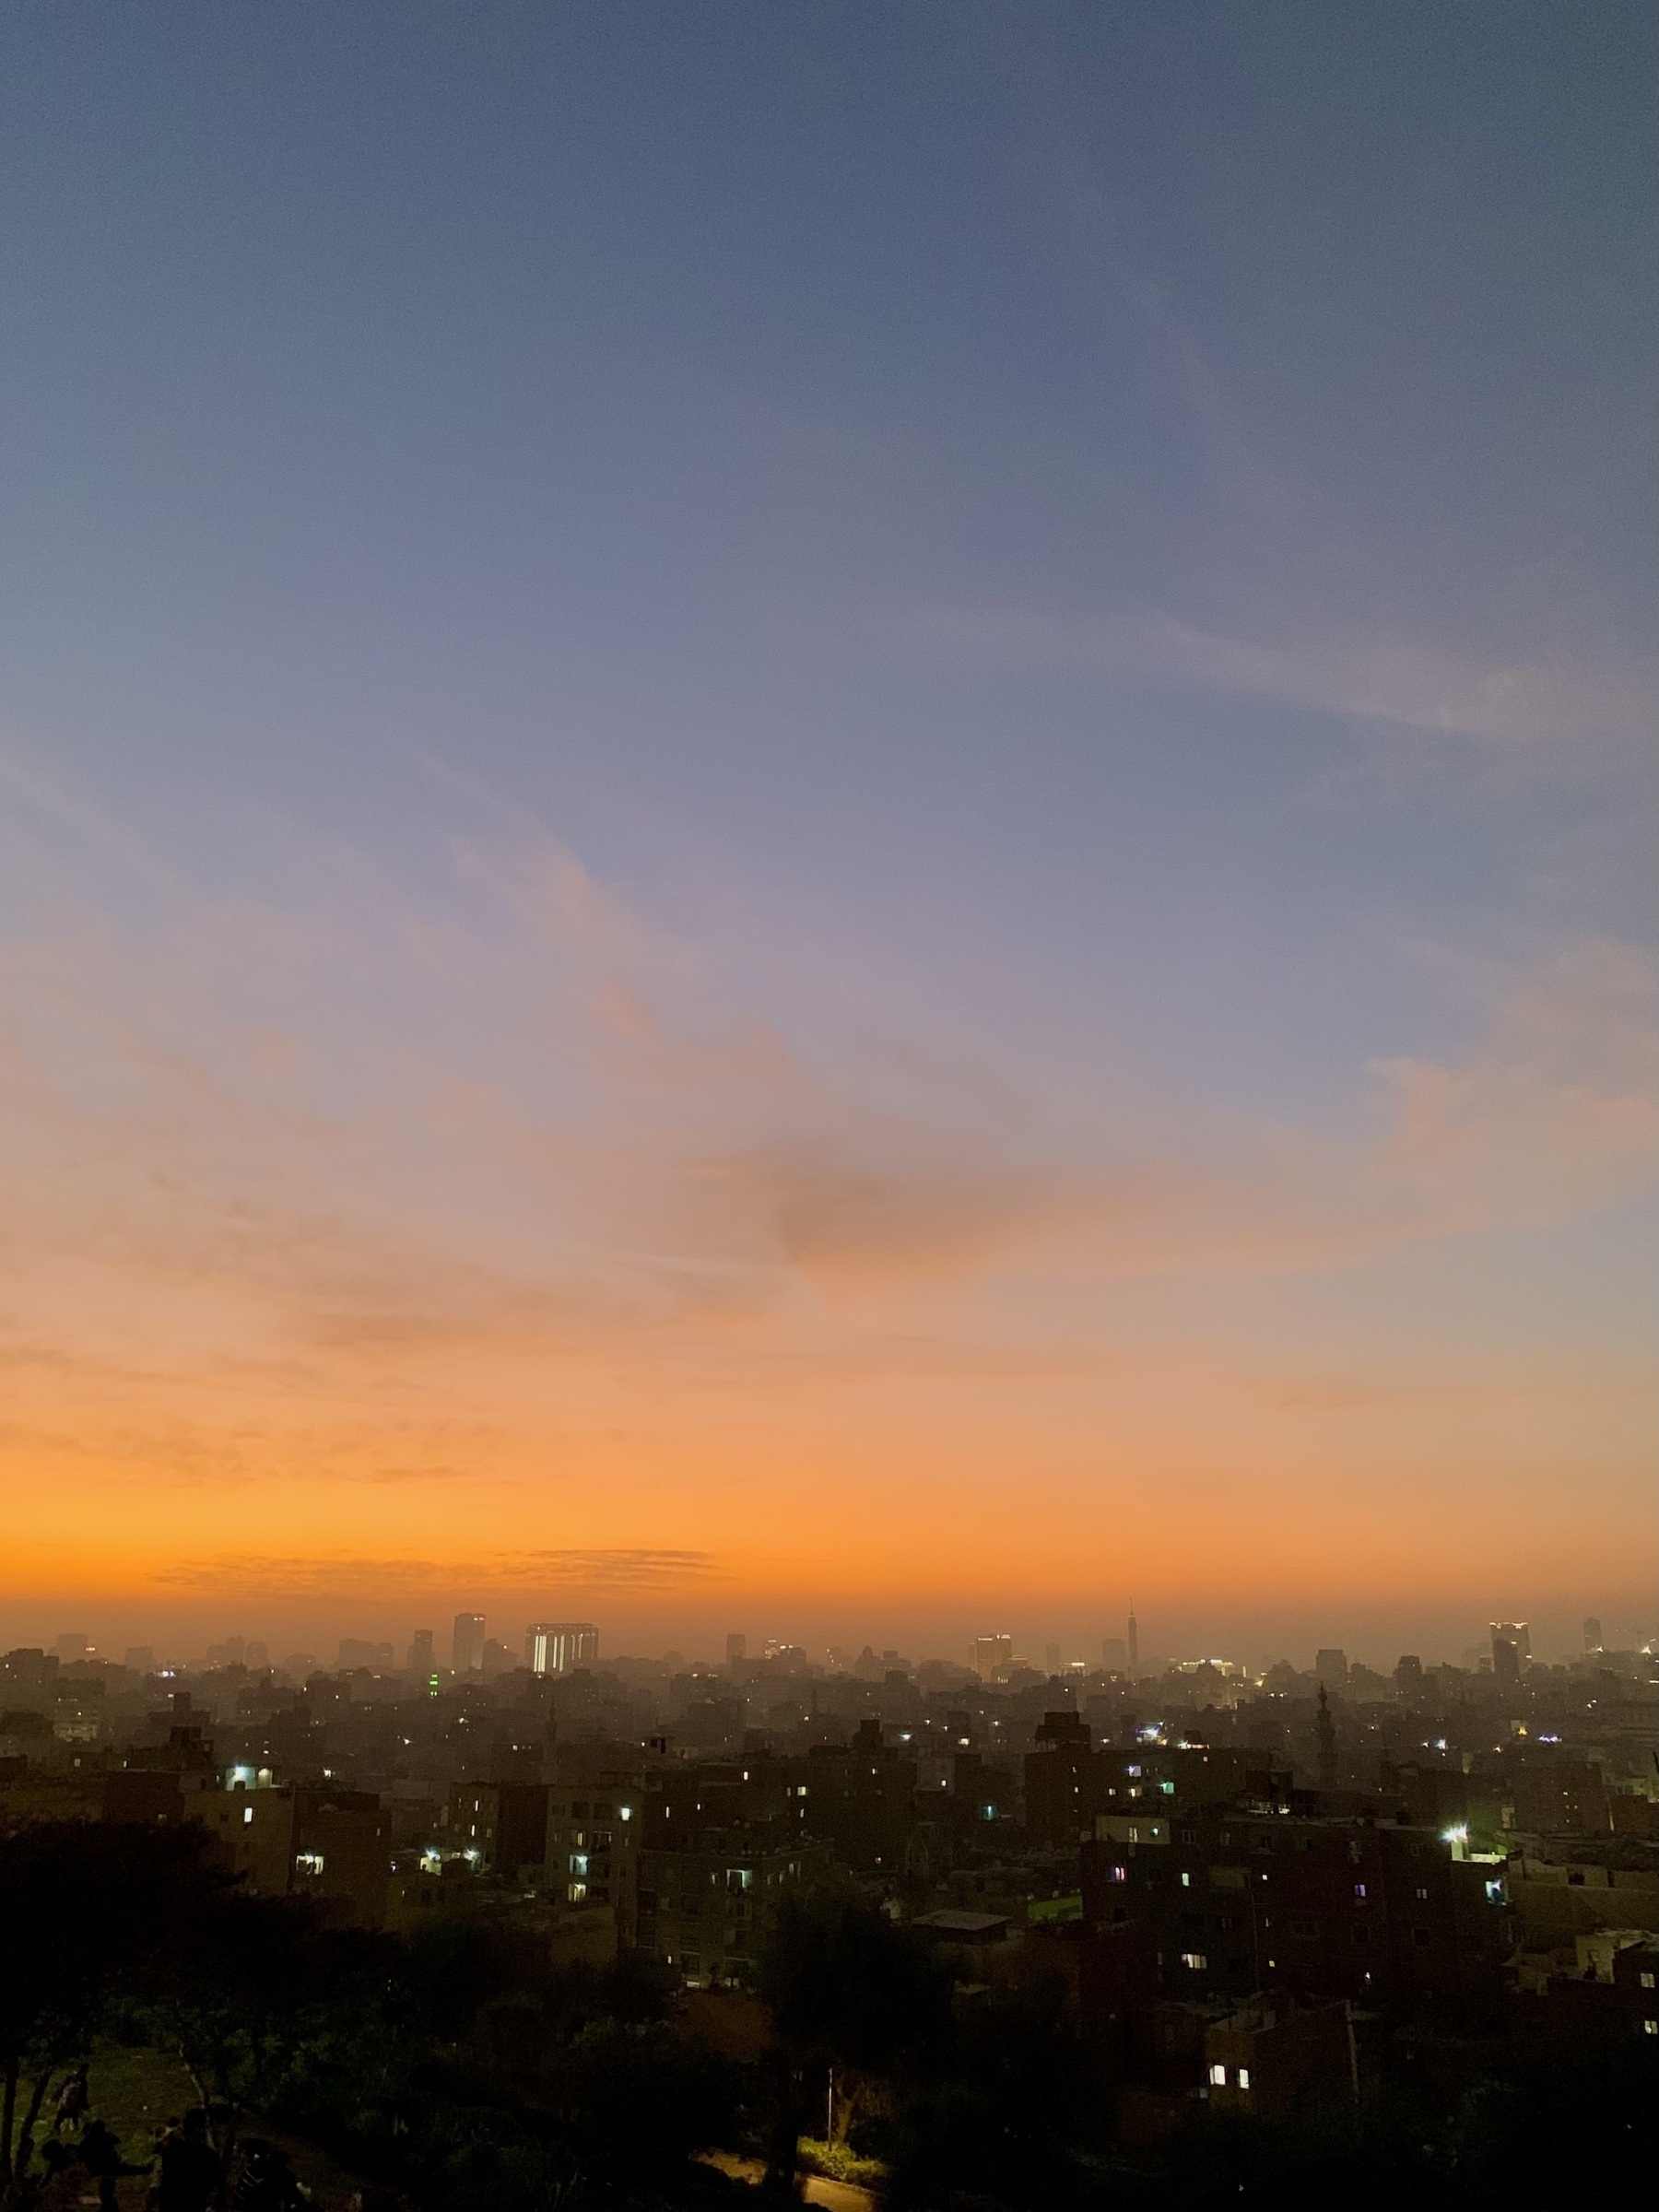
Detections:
1316,1682,1338,1788
1126,1606,1139,1681
452,1612,486,1673
407,1628,434,1675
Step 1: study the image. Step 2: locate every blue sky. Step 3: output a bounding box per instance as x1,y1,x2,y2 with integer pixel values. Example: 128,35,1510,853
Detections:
0,3,1653,1656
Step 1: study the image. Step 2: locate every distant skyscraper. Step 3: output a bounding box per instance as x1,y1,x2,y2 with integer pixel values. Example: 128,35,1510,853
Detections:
725,1632,747,1667
1125,1609,1138,1679
1315,1648,1348,1690
408,1628,435,1674
452,1612,486,1672
524,1621,597,1676
971,1633,1013,1682
1489,1621,1528,1688
1315,1682,1338,1787
1044,1641,1062,1674
1583,1617,1603,1653
1100,1636,1126,1671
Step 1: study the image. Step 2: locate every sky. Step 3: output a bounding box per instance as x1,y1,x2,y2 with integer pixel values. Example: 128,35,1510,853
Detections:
0,2,1653,1669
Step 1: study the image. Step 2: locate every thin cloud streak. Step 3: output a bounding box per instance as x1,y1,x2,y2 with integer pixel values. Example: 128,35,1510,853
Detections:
915,605,1657,754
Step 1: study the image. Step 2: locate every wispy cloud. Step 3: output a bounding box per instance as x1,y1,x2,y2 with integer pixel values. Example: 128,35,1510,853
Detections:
151,1548,721,1595
914,604,1656,753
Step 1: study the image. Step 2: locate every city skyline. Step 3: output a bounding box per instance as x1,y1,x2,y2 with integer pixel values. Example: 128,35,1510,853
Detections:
10,1601,1651,1684
1,6,1653,1650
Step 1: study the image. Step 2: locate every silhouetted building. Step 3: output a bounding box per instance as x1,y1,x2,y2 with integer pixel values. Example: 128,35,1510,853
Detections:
446,1780,550,1876
452,1613,486,1673
1490,1621,1529,1687
290,1786,392,1926
1082,1808,1509,2019
637,1777,830,1984
1205,1997,1355,2121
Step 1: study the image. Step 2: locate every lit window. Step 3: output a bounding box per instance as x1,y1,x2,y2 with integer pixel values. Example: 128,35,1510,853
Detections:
294,1852,324,1874
1354,1884,1366,1899
1237,2068,1250,2090
1106,1864,1126,1884
568,1881,587,1903
1641,1972,1655,1991
1181,1873,1192,1888
1180,1951,1207,1971
242,1807,254,1827
1208,2064,1226,2086
1644,2019,1658,2037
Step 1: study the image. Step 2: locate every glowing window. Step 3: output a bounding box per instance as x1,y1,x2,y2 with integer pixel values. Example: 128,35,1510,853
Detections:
242,1806,254,1827
1237,2068,1250,2090
1180,1951,1207,1971
1207,2064,1226,2086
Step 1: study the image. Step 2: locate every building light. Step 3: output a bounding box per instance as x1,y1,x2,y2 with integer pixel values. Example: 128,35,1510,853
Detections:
1181,1872,1191,1888
1180,1952,1207,1971
1237,2068,1250,2090
242,1806,254,1826
1208,2065,1226,2086
295,1852,325,1874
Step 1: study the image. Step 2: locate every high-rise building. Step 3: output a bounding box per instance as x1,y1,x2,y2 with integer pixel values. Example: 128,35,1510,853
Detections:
725,1632,747,1668
1314,1649,1348,1691
1489,1621,1528,1688
1126,1609,1139,1679
525,1621,598,1676
1583,1617,1604,1653
408,1629,435,1675
971,1633,1013,1682
1100,1636,1127,1671
452,1612,487,1673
